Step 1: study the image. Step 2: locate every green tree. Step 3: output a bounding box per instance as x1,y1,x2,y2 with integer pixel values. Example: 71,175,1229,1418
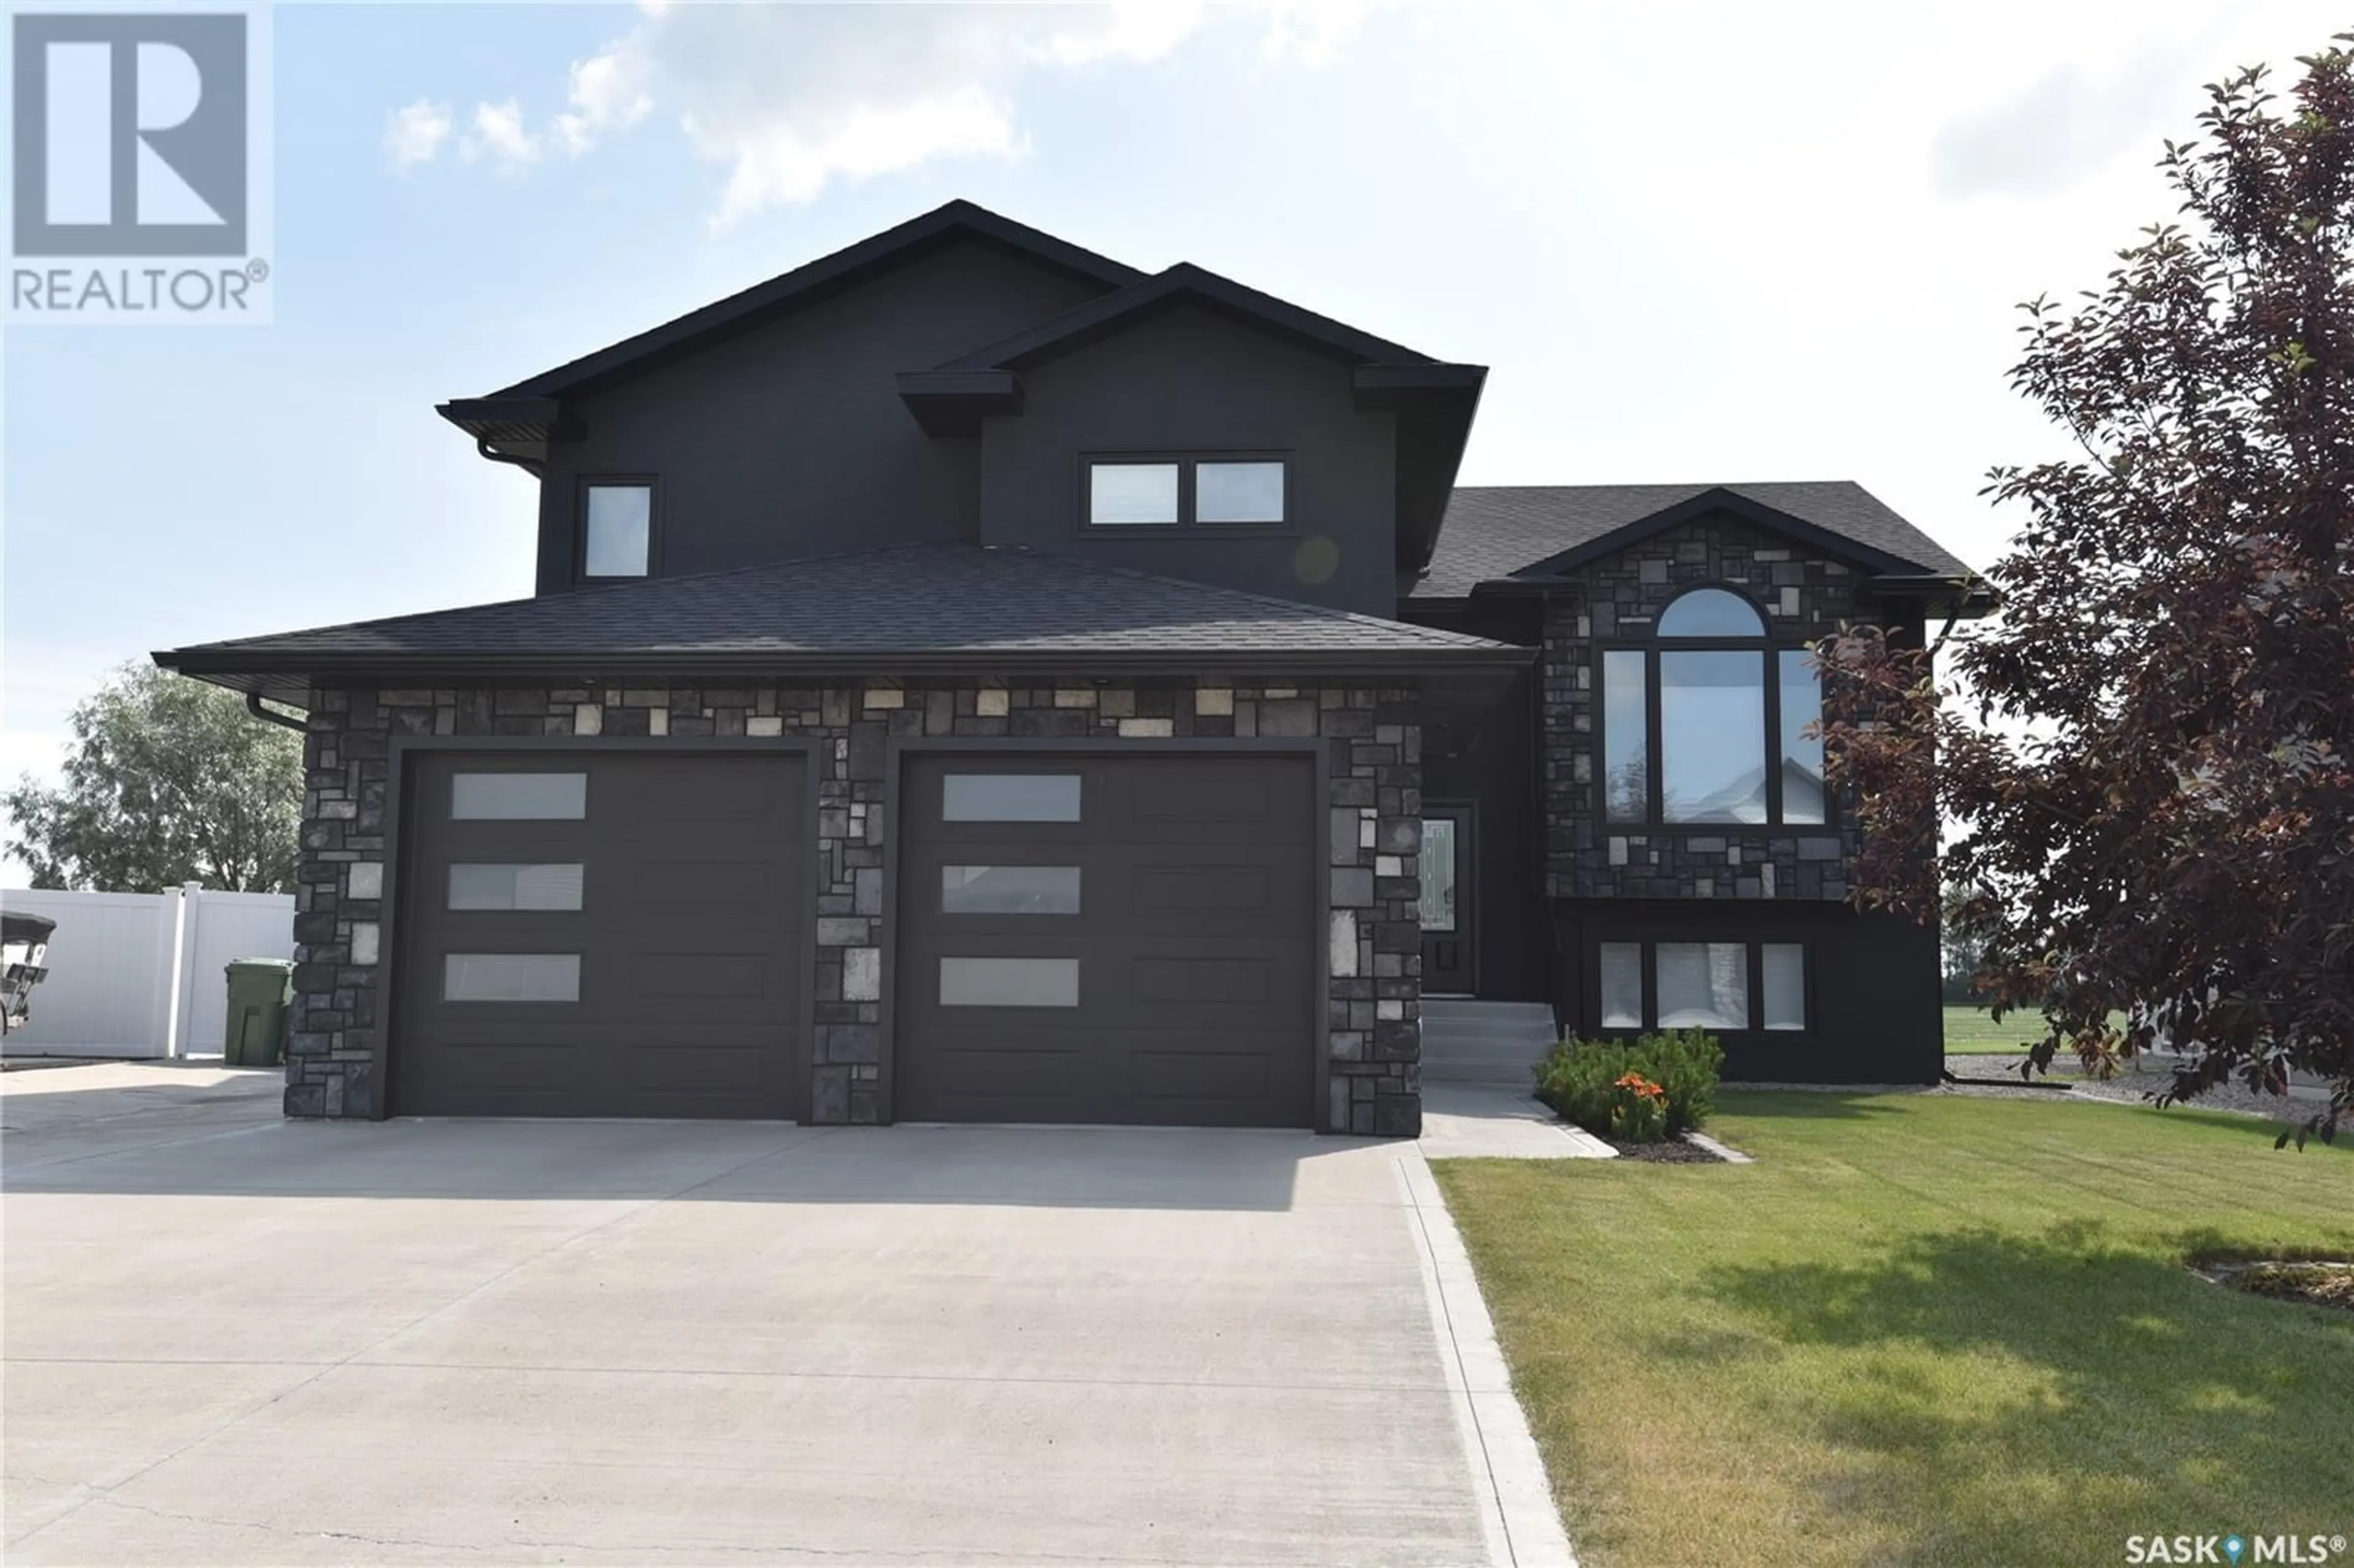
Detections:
5,666,303,893
1818,37,2354,1145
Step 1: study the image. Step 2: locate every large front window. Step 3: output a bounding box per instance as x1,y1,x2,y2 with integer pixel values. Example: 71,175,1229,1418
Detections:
1602,586,1825,826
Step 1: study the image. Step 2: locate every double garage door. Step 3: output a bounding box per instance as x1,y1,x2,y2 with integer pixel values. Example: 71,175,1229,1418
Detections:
392,749,1315,1127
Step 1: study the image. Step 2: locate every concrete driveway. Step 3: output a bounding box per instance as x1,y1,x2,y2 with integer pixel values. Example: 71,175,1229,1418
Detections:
4,1064,1563,1566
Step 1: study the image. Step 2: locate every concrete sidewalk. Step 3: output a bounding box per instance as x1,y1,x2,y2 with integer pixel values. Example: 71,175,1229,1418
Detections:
2,1064,1572,1566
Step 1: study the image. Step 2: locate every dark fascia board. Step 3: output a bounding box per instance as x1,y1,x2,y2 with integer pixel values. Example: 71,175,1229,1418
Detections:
155,644,1534,697
1858,573,2001,619
433,397,578,444
1377,365,1489,574
893,369,1024,437
1352,363,1487,408
939,262,1436,373
478,200,1145,404
1508,485,1927,580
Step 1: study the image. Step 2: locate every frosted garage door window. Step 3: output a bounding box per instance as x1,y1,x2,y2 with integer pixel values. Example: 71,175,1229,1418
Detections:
939,957,1080,1007
1657,942,1748,1029
450,772,586,820
941,866,1082,915
942,774,1081,822
1598,943,1644,1029
1762,943,1807,1031
449,864,585,911
444,953,581,1002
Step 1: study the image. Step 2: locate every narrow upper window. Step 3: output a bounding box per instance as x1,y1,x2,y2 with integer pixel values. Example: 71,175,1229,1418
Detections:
582,483,652,577
1089,463,1181,526
1085,456,1289,530
1195,461,1286,524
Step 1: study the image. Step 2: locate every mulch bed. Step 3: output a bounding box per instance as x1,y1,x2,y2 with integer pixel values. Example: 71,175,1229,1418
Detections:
2201,1260,2354,1312
1605,1135,1724,1163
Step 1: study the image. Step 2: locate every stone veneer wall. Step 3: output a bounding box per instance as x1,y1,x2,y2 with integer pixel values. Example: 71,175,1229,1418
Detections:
291,677,1423,1134
1541,515,1869,900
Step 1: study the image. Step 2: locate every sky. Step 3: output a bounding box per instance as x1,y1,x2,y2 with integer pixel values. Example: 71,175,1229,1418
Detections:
0,0,2334,883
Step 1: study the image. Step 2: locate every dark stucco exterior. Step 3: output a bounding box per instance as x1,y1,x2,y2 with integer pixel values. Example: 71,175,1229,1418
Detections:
975,303,1403,617
530,238,1107,590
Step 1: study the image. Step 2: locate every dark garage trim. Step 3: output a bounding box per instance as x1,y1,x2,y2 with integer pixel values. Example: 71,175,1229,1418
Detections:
378,735,823,1122
880,736,1331,1129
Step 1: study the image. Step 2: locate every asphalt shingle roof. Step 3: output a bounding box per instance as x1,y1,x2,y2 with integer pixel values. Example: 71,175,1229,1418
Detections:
161,544,1519,672
1414,482,1976,598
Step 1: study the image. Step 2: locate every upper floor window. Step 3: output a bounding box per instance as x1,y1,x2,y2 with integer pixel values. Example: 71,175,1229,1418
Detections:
581,481,653,579
1085,455,1287,530
1601,584,1826,826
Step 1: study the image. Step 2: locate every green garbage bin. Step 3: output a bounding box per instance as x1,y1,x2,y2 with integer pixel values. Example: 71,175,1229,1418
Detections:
223,959,295,1068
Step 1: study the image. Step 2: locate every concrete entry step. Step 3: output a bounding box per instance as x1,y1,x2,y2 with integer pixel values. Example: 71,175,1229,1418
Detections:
1420,1000,1558,1088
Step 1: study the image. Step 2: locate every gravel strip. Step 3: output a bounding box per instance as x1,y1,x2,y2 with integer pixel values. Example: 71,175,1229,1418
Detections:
1940,1052,2327,1126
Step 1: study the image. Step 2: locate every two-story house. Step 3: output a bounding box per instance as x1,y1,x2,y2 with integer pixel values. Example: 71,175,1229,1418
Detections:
158,200,1984,1134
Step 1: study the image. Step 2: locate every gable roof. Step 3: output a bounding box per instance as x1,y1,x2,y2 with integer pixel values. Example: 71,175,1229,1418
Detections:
156,544,1528,703
939,262,1438,371
1413,482,1978,598
471,200,1144,406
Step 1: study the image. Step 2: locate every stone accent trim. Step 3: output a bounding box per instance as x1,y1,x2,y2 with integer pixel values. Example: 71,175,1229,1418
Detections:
292,677,1422,1135
1540,514,1868,900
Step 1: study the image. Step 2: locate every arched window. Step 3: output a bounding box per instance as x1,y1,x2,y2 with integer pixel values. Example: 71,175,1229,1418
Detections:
1656,587,1764,637
1600,584,1825,826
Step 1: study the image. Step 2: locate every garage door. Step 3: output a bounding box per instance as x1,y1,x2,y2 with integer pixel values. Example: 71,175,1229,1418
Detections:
895,753,1316,1127
393,751,806,1117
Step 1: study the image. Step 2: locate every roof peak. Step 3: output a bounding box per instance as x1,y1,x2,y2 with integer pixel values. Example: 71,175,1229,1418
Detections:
476,199,1146,405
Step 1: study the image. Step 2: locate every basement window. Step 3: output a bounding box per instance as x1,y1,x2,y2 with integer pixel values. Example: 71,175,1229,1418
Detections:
1596,940,1808,1033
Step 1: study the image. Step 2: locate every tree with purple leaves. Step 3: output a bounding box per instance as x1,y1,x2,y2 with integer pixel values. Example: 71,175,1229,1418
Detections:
1818,36,2354,1147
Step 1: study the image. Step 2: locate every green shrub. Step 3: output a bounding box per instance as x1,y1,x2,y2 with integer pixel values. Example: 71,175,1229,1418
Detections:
1534,1029,1724,1141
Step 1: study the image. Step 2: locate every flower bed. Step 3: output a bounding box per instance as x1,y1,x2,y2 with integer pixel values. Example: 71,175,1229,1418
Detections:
1534,1029,1724,1144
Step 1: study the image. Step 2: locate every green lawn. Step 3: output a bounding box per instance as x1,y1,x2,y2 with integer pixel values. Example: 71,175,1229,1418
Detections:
1431,1093,2354,1568
1941,1003,2042,1053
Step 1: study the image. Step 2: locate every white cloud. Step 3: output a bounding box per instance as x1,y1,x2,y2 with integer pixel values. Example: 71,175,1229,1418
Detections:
1024,1,1206,67
1930,35,2214,198
405,3,1365,227
1255,0,1371,67
553,43,655,155
460,99,542,169
695,85,1024,228
383,98,452,170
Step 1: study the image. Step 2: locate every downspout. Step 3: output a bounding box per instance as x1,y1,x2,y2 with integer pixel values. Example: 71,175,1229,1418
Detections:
476,438,546,478
245,691,307,734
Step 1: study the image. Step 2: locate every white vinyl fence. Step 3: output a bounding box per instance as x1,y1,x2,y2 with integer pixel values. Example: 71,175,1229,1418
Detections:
1,885,295,1058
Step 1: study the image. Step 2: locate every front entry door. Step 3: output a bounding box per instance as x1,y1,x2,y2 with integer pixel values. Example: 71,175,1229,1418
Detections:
1419,804,1476,994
